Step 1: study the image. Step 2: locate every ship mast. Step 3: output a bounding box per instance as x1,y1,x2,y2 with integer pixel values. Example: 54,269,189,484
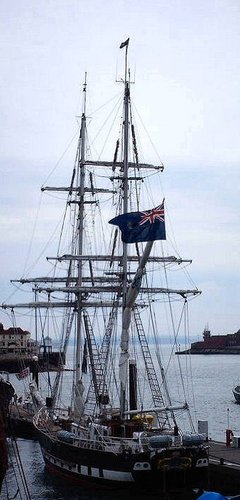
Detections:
119,41,157,418
120,40,130,416
75,75,87,397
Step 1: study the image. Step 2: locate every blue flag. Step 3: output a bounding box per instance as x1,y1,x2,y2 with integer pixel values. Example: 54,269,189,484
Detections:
109,201,166,243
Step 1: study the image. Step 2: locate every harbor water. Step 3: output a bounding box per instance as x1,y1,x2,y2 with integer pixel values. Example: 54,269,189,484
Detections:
2,346,240,499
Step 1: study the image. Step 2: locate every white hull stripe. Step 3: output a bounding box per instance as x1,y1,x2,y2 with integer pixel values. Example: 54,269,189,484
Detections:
44,451,134,482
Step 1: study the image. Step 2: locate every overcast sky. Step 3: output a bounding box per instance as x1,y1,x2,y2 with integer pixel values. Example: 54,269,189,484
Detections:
0,0,239,337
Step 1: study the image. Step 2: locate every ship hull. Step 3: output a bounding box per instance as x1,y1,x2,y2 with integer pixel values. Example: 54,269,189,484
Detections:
0,378,15,492
0,352,65,373
177,349,240,355
233,386,240,403
8,413,38,439
38,431,208,492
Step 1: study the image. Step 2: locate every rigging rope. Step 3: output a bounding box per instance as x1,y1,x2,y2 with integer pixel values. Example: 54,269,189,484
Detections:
4,437,32,500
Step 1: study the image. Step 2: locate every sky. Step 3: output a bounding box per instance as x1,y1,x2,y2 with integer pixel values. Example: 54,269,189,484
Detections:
0,0,239,338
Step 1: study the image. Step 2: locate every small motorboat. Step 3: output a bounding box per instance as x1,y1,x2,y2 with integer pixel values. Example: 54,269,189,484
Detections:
233,385,240,403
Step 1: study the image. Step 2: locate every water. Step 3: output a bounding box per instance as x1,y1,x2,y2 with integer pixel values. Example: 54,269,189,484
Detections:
3,439,135,499
2,349,240,499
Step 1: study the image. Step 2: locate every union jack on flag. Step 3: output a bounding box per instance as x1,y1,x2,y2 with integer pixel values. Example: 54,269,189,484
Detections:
139,202,165,226
109,200,166,243
16,366,30,380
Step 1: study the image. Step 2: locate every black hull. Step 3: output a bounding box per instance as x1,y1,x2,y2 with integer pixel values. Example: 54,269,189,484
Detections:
38,431,208,493
0,351,65,373
8,415,38,439
233,388,240,403
177,349,240,355
0,378,15,493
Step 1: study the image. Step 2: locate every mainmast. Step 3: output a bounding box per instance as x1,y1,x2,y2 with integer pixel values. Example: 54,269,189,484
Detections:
118,40,160,418
121,38,130,303
120,39,130,416
75,74,87,392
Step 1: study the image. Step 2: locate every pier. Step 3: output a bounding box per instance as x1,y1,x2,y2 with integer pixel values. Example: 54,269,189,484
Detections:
208,440,240,494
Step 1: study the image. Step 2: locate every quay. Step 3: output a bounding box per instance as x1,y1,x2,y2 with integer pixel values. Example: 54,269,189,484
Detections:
208,440,240,494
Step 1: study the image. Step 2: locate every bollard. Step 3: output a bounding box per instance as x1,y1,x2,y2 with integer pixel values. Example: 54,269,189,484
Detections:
225,428,233,447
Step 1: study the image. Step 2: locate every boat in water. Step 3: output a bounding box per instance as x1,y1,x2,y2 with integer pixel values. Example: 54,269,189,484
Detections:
8,380,44,439
177,326,240,355
2,40,209,493
232,386,240,403
0,323,65,373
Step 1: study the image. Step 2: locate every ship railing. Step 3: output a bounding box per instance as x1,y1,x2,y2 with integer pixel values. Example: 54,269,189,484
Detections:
33,419,136,455
67,434,142,455
35,407,205,454
52,407,70,419
33,406,67,432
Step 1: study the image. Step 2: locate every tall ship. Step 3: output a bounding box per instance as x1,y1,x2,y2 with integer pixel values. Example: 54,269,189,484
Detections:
1,40,208,493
